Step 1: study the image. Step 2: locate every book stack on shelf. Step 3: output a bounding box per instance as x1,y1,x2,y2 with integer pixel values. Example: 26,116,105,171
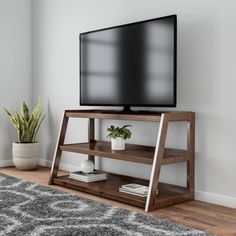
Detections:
69,170,107,183
119,183,159,197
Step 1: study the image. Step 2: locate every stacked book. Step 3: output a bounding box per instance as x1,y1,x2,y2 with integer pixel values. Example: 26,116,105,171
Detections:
119,183,158,197
69,170,107,183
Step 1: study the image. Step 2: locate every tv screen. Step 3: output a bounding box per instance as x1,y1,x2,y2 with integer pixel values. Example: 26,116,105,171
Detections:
80,15,177,109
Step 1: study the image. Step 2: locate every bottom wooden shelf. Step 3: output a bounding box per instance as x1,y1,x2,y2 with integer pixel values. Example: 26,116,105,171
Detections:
52,173,193,209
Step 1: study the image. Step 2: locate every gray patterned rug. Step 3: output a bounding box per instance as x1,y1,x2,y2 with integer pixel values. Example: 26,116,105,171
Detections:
0,173,211,236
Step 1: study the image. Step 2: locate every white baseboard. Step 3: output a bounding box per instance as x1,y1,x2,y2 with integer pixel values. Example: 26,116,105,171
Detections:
38,159,235,209
195,190,236,209
39,159,53,168
0,159,13,167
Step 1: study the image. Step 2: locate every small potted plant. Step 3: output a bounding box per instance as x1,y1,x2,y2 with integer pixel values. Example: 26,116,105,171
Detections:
107,125,132,150
3,100,45,170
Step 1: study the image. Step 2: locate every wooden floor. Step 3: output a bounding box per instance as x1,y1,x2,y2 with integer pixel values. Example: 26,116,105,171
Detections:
0,166,236,235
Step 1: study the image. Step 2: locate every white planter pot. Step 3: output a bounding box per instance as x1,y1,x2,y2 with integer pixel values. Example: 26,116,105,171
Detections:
12,142,39,170
111,137,125,150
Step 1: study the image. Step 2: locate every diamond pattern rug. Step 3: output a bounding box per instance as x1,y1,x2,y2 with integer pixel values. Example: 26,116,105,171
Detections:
0,173,211,236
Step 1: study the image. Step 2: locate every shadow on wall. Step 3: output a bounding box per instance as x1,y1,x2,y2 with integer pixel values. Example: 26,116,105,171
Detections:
0,115,17,160
45,101,59,161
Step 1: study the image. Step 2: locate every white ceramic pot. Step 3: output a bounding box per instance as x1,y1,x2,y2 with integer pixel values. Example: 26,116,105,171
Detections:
111,137,125,150
12,142,39,170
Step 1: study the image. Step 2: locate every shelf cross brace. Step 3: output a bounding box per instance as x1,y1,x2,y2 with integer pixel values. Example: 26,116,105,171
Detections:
48,111,69,185
145,113,169,212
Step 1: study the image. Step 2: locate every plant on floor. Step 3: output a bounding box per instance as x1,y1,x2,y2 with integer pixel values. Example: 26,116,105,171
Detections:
3,99,45,143
107,125,132,140
3,99,45,170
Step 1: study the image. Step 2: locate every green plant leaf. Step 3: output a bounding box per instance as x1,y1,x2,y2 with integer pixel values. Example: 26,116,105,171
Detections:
3,99,45,143
3,108,12,117
106,125,132,140
22,101,30,121
33,113,45,142
32,99,42,117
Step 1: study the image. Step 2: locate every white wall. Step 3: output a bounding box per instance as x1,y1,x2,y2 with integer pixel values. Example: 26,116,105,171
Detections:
0,0,32,165
31,0,236,207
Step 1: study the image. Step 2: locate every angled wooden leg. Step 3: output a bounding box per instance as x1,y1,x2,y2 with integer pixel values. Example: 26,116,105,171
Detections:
145,114,169,212
48,111,69,185
187,112,195,198
88,118,95,163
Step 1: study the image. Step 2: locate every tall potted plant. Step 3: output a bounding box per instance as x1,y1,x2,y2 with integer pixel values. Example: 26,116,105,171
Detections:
3,100,45,170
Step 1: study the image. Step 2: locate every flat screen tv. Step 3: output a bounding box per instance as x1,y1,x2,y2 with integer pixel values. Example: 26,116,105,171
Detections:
80,14,177,111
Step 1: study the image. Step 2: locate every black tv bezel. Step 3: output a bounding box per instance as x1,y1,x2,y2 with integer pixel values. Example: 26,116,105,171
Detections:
79,14,177,108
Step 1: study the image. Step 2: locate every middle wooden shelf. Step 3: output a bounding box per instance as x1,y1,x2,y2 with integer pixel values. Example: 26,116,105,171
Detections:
60,141,188,165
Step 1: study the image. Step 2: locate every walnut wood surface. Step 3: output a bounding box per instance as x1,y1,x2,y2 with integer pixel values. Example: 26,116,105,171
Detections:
52,173,190,208
88,118,95,163
60,141,188,165
145,113,169,211
66,109,162,121
48,109,195,212
48,111,68,184
187,112,195,197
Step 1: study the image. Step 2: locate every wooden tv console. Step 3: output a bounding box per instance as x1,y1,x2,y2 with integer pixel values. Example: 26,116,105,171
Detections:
48,109,195,212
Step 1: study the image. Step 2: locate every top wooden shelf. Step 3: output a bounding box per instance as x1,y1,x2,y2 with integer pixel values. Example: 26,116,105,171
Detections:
65,109,192,122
